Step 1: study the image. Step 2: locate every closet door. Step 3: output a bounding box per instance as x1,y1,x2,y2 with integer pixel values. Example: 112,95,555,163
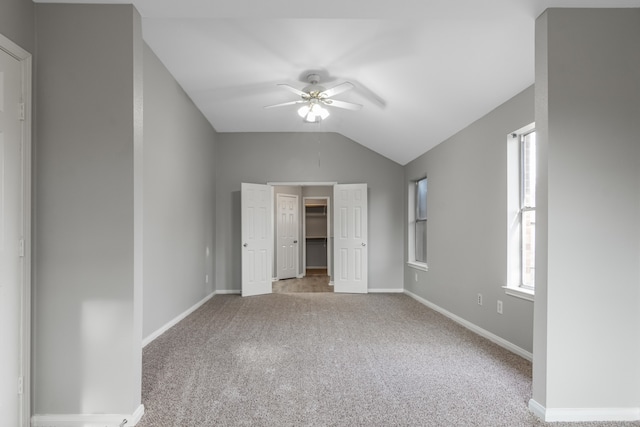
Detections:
333,184,368,293
276,194,299,280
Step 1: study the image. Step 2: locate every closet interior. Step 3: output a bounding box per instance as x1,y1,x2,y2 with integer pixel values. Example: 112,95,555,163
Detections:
304,199,328,271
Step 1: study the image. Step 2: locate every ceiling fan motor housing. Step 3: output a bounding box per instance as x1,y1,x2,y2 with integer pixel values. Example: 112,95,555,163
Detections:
304,73,325,96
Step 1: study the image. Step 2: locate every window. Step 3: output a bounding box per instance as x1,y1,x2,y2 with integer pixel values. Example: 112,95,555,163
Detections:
408,177,428,270
505,124,535,300
520,131,536,289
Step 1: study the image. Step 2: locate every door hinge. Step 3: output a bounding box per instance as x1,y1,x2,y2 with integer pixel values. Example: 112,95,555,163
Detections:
18,376,23,394
19,103,25,121
19,239,25,257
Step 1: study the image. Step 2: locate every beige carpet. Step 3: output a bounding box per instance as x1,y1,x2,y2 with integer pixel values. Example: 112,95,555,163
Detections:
139,294,640,427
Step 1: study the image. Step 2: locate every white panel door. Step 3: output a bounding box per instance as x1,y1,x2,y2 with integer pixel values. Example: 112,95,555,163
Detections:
333,184,368,293
276,194,298,280
0,46,24,427
241,183,273,297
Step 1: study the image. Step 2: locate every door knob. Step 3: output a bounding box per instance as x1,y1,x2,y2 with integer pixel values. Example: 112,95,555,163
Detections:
293,240,298,244
243,243,248,247
362,243,367,247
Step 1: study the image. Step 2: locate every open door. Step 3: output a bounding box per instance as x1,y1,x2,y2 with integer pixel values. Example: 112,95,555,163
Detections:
241,183,272,296
333,184,368,293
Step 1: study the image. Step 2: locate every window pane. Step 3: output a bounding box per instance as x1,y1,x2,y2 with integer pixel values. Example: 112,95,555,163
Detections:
415,220,427,263
521,210,535,288
416,178,427,220
522,132,536,208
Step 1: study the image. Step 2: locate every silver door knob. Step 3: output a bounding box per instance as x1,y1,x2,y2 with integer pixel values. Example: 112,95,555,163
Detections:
362,243,367,246
243,243,248,247
293,240,298,244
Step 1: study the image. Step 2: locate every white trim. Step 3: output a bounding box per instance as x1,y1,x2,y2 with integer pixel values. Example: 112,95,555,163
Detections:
529,399,640,422
368,288,404,293
0,32,32,427
503,285,534,302
216,289,241,295
267,181,338,186
404,290,532,361
142,293,215,347
407,261,428,272
32,404,145,427
528,399,546,420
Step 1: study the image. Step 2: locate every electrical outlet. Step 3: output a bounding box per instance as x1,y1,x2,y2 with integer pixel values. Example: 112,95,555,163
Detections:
415,272,418,282
497,300,503,314
205,274,209,283
477,293,483,306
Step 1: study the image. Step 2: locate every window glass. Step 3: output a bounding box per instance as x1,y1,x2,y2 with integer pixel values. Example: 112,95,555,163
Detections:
521,131,536,288
415,178,427,264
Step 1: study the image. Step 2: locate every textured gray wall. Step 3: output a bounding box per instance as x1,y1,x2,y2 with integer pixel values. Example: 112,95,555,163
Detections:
215,132,404,292
142,45,218,339
0,0,34,53
404,86,535,353
34,4,143,416
533,8,640,411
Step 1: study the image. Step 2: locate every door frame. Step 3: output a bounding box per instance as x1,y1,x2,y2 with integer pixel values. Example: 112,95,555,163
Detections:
0,32,32,427
268,182,337,280
302,196,331,277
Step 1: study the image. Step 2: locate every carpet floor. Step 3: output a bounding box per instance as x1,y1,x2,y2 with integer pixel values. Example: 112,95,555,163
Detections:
139,293,640,427
272,275,333,293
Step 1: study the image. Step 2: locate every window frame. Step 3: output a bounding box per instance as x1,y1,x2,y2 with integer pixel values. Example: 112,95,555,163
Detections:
408,176,428,271
504,124,535,301
519,130,536,290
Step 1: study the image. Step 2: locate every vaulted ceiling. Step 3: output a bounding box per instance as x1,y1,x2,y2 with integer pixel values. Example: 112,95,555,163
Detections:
36,0,640,164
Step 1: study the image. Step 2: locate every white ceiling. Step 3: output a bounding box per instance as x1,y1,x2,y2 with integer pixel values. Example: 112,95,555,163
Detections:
36,0,640,165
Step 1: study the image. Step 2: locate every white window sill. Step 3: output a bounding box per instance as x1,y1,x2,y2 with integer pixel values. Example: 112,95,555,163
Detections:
503,285,534,302
407,261,428,272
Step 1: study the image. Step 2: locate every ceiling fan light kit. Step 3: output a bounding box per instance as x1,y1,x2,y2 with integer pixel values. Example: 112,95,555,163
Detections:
265,73,363,123
297,99,330,123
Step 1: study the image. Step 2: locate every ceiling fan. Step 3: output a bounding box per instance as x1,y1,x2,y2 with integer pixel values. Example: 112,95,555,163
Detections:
265,73,363,123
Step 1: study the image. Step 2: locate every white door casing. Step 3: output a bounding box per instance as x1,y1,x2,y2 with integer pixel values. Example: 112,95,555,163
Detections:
241,183,273,296
333,184,368,293
0,37,30,427
276,194,298,280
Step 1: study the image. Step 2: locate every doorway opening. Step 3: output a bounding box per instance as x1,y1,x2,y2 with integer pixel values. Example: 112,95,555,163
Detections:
242,182,368,296
271,184,333,293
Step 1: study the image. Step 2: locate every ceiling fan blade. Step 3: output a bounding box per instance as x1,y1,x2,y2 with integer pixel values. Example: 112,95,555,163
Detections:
264,100,306,109
320,82,354,98
277,84,308,98
323,99,363,111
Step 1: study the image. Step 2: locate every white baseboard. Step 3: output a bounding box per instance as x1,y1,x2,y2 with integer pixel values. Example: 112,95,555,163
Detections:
404,289,532,361
142,292,215,347
528,398,546,420
215,289,241,295
368,288,404,293
529,399,640,422
32,404,144,427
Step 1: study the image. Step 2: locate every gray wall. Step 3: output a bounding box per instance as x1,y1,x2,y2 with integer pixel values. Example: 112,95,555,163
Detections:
404,86,535,353
0,0,34,53
34,4,143,416
142,45,218,339
533,8,640,412
215,132,404,292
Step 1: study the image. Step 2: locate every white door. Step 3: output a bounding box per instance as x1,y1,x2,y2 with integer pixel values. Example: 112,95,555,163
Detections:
0,46,25,427
333,184,368,293
276,194,298,280
241,183,273,297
